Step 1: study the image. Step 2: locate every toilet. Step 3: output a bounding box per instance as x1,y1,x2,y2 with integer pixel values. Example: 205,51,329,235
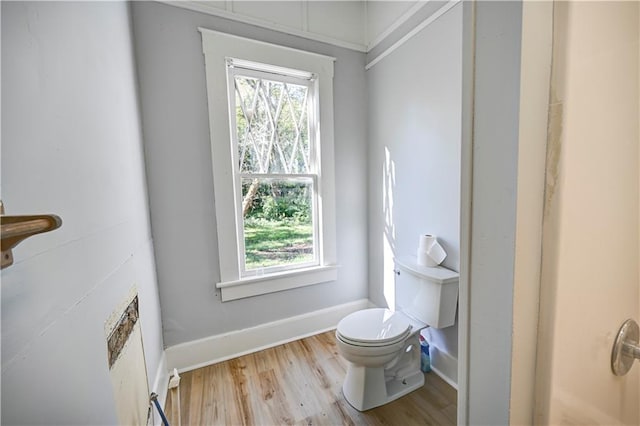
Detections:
335,256,459,411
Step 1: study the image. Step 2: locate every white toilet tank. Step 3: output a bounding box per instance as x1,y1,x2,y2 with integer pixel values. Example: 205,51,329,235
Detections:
394,256,459,328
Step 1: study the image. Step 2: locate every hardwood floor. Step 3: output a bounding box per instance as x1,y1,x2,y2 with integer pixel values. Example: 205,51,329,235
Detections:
165,331,457,425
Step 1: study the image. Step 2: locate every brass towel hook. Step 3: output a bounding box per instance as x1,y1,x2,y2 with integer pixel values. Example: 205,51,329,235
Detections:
0,200,63,269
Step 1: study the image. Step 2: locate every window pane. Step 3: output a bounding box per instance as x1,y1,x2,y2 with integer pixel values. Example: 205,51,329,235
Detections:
234,75,310,174
241,177,315,271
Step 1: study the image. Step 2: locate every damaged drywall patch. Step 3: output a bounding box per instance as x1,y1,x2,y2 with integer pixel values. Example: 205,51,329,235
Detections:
107,295,139,368
105,287,150,426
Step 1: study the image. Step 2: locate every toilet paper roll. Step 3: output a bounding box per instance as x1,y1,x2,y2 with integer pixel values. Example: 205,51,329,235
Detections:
428,242,447,265
417,249,441,267
416,235,447,267
418,234,437,250
417,249,431,266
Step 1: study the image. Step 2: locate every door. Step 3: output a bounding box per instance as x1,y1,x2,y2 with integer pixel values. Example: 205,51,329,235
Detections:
536,1,640,424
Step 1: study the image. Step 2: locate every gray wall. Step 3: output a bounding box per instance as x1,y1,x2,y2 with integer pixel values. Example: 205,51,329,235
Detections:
366,4,462,360
130,2,368,347
1,2,164,424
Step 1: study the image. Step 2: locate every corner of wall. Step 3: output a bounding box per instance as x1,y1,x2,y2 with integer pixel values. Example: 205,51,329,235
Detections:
149,353,170,426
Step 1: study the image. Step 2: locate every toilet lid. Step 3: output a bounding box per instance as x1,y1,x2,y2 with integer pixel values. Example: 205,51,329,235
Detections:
336,308,412,345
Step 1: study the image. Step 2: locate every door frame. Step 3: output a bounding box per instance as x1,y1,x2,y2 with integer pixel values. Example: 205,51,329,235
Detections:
458,1,552,423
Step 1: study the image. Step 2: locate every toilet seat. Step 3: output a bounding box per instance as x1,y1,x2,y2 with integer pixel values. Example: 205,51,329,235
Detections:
336,333,409,348
336,308,412,347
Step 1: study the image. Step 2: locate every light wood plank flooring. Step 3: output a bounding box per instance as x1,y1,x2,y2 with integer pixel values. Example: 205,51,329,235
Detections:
165,331,456,425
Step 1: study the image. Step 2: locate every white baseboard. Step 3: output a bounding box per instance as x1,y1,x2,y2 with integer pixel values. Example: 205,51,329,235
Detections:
429,345,458,390
165,298,372,373
149,352,169,426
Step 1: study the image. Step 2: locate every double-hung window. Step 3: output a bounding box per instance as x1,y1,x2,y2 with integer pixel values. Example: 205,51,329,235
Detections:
200,29,337,301
229,61,318,275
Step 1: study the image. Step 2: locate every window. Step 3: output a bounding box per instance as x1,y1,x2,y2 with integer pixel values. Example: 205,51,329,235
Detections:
200,29,337,301
229,61,318,276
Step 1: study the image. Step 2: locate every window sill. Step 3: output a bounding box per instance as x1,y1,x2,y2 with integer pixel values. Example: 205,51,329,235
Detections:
216,265,339,301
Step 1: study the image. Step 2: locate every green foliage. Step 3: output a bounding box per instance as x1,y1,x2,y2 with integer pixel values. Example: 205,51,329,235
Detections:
243,181,311,223
262,195,309,222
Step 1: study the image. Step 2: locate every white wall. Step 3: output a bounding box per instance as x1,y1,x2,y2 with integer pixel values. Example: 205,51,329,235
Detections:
130,2,368,347
1,2,164,424
536,2,639,423
366,2,462,379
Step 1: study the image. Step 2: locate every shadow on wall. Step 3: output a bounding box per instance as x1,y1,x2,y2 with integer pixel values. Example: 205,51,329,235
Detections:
382,146,396,309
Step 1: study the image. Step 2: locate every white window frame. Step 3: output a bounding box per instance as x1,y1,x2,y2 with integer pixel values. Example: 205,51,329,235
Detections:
227,64,320,277
200,28,337,302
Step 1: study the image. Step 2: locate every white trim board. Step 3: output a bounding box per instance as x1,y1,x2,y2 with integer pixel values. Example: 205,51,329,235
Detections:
365,0,461,70
158,0,368,52
165,299,372,373
458,1,475,424
366,1,429,52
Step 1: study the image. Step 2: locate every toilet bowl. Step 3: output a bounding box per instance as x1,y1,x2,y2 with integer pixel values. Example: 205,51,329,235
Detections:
335,308,426,411
335,256,460,411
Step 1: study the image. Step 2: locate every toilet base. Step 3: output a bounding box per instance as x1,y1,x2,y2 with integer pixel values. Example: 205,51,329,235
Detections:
342,365,424,411
341,338,424,411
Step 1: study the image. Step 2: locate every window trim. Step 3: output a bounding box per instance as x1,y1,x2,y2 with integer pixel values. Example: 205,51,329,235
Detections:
199,28,337,302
